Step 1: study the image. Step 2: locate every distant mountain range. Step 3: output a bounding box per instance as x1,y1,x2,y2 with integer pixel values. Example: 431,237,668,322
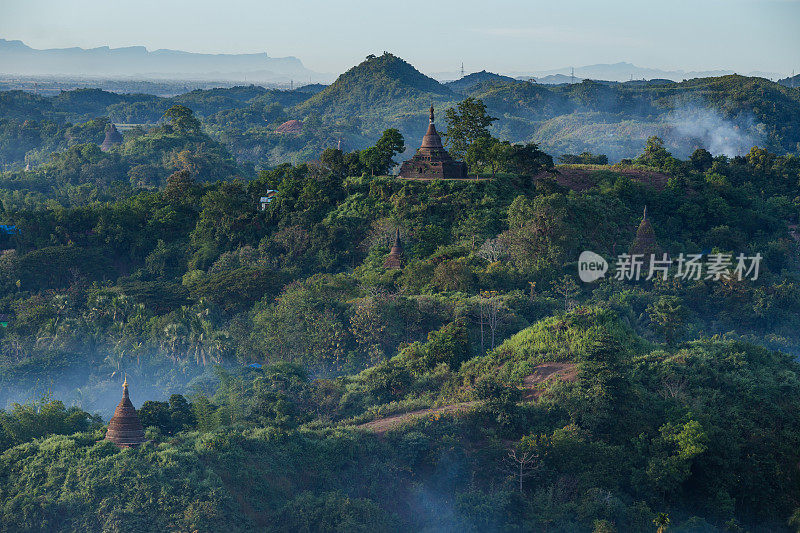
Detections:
0,39,323,83
434,62,784,84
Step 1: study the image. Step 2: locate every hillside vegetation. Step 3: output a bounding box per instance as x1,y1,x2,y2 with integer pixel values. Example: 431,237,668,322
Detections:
2,53,800,177
1,54,800,532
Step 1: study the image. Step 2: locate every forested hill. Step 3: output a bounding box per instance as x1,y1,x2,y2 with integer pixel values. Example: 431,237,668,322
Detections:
445,70,517,93
2,53,800,176
293,52,456,137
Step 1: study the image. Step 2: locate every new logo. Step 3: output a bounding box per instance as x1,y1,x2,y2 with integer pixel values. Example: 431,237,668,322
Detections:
578,251,608,282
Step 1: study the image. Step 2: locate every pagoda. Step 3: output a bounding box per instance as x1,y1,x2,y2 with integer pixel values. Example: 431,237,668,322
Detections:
100,123,123,152
629,206,662,257
105,377,147,448
397,106,468,180
383,228,404,269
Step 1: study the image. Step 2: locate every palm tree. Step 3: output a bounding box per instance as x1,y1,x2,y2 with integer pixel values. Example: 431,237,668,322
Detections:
653,513,670,533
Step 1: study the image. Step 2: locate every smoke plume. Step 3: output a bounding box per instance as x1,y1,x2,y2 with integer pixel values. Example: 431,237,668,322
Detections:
666,105,764,157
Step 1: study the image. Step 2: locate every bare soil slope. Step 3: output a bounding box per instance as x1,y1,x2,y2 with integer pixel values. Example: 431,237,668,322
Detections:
357,362,579,433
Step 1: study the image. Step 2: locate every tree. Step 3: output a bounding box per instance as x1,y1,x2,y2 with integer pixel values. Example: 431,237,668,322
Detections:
479,290,502,351
359,129,405,176
502,447,540,493
443,97,497,159
359,147,382,177
690,148,713,172
647,296,688,346
374,128,405,171
558,152,608,165
163,105,202,134
478,237,505,263
789,508,800,533
593,520,616,533
507,142,554,175
653,513,670,533
638,136,672,168
319,147,347,176
552,275,580,312
164,168,195,203
466,137,515,177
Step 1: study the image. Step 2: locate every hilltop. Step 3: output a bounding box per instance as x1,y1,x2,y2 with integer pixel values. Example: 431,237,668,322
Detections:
295,52,456,137
0,101,799,529
445,70,517,93
779,73,800,89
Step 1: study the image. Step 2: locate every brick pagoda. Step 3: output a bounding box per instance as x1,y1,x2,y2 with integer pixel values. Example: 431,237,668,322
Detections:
398,106,468,180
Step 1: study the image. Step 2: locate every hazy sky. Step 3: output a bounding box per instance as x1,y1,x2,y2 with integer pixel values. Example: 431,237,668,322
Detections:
1,0,799,76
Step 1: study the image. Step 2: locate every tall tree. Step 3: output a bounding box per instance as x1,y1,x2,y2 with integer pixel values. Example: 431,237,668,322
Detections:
443,97,497,159
647,296,688,346
162,105,202,134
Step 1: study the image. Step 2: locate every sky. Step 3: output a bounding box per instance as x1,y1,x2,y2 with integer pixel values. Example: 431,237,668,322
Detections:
1,0,799,77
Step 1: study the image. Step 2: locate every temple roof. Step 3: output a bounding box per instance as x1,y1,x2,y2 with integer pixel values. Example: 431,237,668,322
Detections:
105,377,146,448
420,106,444,149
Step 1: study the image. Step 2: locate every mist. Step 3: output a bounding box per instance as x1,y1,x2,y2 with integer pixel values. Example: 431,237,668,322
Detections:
0,352,218,420
665,104,764,157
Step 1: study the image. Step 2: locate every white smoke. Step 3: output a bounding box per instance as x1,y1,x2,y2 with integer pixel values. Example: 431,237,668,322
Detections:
666,105,764,157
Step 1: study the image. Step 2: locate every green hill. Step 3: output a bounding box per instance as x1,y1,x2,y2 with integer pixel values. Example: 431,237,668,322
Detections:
445,70,518,94
294,52,459,138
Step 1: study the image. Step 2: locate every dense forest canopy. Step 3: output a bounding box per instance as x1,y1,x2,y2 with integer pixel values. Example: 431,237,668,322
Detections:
1,53,800,532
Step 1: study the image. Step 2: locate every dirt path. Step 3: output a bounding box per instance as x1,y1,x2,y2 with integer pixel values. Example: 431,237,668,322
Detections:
356,401,480,434
356,362,579,433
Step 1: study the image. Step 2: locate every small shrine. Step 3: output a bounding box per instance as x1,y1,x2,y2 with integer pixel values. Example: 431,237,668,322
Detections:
100,123,123,151
105,377,147,448
630,206,662,257
383,228,404,269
